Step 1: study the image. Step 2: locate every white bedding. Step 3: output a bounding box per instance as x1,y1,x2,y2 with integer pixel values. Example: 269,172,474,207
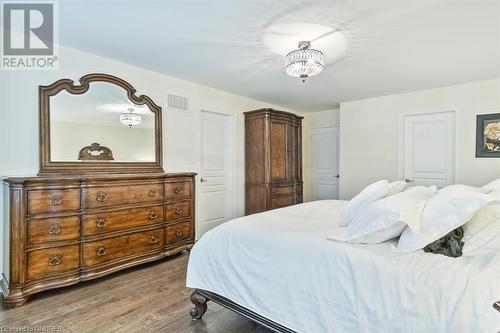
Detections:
186,200,500,333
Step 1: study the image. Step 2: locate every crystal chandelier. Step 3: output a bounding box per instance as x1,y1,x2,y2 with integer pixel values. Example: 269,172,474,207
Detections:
285,41,324,82
120,108,142,127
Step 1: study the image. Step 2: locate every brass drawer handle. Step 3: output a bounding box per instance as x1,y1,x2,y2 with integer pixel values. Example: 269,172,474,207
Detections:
96,247,107,256
48,223,61,235
148,189,157,197
272,188,278,194
272,199,279,205
48,195,63,206
48,255,62,266
149,234,159,244
174,207,182,215
96,191,107,202
175,228,182,237
174,185,183,194
96,217,107,228
148,211,158,220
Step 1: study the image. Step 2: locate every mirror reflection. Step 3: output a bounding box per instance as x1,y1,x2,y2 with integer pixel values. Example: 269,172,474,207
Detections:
49,82,156,162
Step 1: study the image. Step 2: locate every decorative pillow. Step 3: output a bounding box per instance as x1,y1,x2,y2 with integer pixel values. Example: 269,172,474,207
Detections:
439,184,490,194
397,190,497,253
387,180,407,196
462,190,500,254
338,180,389,227
423,227,464,257
330,186,436,244
482,178,500,192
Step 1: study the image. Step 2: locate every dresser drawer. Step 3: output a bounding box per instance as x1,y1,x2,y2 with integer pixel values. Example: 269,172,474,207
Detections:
166,200,191,221
165,179,192,200
82,205,164,236
27,189,80,215
27,216,80,245
27,244,80,280
271,186,294,197
271,195,294,209
83,183,163,208
166,220,192,246
82,228,164,267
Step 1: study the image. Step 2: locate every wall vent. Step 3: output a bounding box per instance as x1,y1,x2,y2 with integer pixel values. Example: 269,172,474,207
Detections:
167,94,189,111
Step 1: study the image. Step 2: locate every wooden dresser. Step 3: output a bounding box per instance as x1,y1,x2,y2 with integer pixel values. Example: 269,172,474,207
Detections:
245,108,303,215
2,173,195,307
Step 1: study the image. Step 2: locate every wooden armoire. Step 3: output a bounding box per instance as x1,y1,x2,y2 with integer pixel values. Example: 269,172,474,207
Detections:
245,108,303,215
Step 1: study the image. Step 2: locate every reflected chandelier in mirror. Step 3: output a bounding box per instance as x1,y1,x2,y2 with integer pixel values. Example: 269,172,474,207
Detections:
39,73,163,175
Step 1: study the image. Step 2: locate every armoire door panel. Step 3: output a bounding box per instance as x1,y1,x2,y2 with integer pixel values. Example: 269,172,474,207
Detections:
287,123,298,182
270,121,287,181
245,117,266,184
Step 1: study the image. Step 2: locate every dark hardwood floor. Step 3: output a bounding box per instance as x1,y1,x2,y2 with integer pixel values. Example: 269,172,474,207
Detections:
0,252,272,333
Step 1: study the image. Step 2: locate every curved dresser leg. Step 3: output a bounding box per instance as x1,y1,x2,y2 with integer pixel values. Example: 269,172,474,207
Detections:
3,291,29,308
190,290,208,320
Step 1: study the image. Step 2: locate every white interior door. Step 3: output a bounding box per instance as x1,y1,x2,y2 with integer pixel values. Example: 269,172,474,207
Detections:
198,110,235,237
400,111,455,187
310,126,340,200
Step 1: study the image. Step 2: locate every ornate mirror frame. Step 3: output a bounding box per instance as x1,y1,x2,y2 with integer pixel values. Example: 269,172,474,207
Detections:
39,73,164,175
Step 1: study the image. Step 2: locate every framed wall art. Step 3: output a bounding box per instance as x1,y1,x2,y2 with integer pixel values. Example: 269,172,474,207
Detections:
476,113,500,158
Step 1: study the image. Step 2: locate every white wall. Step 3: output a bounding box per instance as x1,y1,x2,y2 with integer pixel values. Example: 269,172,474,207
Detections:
339,79,500,199
301,109,340,202
51,121,155,162
0,44,298,271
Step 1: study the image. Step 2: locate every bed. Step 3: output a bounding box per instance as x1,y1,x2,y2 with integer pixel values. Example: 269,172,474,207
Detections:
186,200,500,333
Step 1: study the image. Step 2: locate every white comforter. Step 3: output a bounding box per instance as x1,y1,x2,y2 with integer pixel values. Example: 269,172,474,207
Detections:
186,200,500,333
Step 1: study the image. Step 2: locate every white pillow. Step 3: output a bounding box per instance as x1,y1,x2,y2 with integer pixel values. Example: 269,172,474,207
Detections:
462,190,500,254
331,186,436,244
482,178,500,192
439,184,490,194
397,190,497,253
387,181,407,196
338,180,389,227
464,236,500,256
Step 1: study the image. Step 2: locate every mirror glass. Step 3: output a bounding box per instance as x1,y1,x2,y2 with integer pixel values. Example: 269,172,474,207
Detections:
49,82,156,162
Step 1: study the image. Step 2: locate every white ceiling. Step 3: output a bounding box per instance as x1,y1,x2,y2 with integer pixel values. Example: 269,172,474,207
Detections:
51,82,155,129
58,0,500,112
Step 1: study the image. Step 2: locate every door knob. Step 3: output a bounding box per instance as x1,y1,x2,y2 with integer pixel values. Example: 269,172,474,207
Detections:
335,174,340,178
404,178,413,183
200,178,207,182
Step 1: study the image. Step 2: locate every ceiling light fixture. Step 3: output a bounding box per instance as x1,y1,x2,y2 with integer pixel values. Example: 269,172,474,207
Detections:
120,108,142,127
285,41,324,82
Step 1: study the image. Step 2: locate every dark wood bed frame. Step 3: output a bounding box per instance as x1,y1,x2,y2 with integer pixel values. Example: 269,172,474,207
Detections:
189,289,297,333
190,289,500,332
